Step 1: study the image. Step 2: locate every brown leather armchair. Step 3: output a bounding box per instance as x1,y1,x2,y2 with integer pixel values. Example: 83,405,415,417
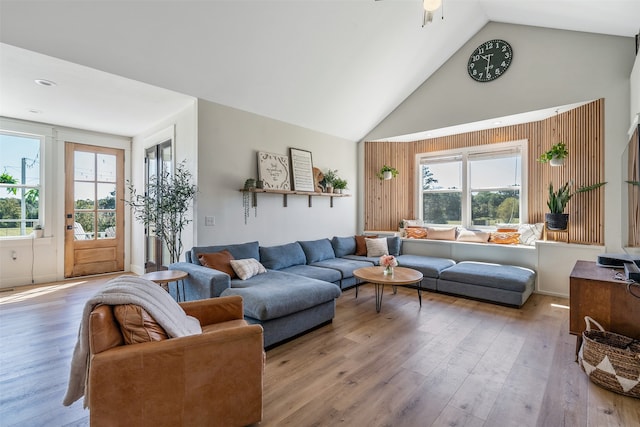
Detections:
87,295,264,427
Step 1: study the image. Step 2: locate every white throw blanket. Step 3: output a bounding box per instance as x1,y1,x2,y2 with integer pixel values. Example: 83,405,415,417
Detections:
62,275,202,407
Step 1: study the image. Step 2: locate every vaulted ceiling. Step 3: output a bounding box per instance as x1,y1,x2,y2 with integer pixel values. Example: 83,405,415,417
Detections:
1,0,638,140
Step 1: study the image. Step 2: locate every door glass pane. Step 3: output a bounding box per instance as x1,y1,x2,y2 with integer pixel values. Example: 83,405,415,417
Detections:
97,154,116,182
74,152,95,180
97,212,116,239
97,183,116,209
75,182,95,209
74,212,94,240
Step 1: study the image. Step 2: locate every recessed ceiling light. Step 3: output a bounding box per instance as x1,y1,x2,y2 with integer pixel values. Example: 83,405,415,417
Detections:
28,109,43,114
34,79,57,87
493,121,502,125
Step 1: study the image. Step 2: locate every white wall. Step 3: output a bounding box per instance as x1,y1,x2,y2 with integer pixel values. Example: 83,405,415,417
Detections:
630,53,640,126
0,117,130,288
365,22,635,254
129,101,198,274
196,99,357,247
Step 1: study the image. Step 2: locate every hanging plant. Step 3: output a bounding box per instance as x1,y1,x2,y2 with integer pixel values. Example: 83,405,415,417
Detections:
538,142,568,165
376,165,399,180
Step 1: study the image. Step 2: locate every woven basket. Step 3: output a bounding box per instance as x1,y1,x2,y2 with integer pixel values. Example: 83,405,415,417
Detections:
578,316,640,398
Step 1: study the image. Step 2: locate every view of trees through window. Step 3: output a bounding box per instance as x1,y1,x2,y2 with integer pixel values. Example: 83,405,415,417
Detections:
420,145,523,227
0,133,41,237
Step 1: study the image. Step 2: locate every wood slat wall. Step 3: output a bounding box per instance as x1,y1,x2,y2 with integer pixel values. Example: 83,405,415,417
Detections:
628,126,640,247
364,99,605,245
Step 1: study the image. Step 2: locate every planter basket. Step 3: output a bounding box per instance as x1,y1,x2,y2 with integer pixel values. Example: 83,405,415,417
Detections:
578,316,640,398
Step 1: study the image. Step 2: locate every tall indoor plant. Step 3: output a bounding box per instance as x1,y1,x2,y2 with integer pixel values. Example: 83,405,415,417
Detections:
125,160,198,263
546,181,606,230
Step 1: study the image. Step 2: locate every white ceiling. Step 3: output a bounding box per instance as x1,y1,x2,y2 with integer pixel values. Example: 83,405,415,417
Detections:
0,0,638,140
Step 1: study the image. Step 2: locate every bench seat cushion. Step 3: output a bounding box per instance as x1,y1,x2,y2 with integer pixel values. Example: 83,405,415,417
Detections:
396,255,456,279
221,271,340,321
438,261,535,292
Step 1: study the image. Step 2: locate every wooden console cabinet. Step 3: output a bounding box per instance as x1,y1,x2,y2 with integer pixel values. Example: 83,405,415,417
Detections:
569,260,640,354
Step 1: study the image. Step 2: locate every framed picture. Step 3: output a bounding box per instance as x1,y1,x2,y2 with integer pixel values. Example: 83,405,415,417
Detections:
289,148,315,192
257,151,290,190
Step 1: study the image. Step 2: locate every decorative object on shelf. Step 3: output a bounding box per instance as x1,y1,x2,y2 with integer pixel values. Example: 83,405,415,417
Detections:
257,151,290,190
546,181,606,230
323,169,338,193
256,179,264,189
538,141,568,166
289,148,315,192
380,254,398,276
125,160,197,263
242,178,258,224
313,167,324,192
33,224,43,238
243,178,256,190
467,39,513,82
333,178,348,194
377,165,399,180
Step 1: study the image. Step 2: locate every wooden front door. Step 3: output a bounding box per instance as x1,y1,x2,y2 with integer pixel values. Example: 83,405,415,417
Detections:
64,143,124,277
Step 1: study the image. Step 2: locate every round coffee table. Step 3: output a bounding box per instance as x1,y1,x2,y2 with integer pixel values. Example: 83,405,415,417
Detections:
140,270,188,301
353,266,424,312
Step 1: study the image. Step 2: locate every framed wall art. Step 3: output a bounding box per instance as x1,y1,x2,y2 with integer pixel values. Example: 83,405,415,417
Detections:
289,148,315,192
257,151,290,190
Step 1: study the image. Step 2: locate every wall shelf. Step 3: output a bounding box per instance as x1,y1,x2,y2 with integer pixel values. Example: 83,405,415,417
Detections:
239,188,350,208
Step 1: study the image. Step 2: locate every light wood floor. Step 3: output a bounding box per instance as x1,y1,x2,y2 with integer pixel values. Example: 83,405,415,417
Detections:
0,274,638,426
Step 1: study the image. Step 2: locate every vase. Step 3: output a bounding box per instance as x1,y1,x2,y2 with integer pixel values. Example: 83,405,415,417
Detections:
384,266,394,275
383,171,393,180
550,157,565,167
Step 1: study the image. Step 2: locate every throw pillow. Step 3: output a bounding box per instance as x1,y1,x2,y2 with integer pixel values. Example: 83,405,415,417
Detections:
198,250,237,278
518,223,543,246
229,258,267,280
113,304,169,345
426,227,457,241
402,219,424,227
405,227,427,239
496,223,519,232
457,229,491,243
355,234,377,256
365,237,389,257
490,232,521,244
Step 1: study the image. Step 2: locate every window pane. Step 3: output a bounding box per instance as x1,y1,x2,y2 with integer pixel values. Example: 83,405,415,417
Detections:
97,183,116,209
97,154,116,182
75,212,94,240
422,162,461,190
469,155,521,189
472,190,520,226
0,133,41,236
97,212,116,239
75,182,95,209
423,192,462,224
74,151,95,181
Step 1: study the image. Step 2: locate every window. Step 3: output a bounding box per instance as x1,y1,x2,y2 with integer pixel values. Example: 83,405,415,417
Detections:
0,131,42,237
419,141,526,228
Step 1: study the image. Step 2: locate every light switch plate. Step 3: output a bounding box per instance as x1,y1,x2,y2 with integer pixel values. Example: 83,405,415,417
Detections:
205,216,215,226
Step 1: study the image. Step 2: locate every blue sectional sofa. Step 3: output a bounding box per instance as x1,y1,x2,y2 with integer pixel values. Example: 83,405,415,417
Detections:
169,235,535,347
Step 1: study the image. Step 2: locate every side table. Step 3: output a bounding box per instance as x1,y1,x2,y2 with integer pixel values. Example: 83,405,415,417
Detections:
140,270,188,302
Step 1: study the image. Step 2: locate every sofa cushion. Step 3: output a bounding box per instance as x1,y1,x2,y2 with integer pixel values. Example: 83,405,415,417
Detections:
396,255,456,279
113,304,169,345
298,238,335,263
311,258,374,279
355,235,376,256
426,227,457,240
456,229,491,243
230,258,267,280
259,242,306,270
191,241,260,266
365,237,389,257
387,236,401,256
490,232,521,245
405,227,428,239
331,236,356,258
198,250,237,278
222,271,341,321
280,264,342,283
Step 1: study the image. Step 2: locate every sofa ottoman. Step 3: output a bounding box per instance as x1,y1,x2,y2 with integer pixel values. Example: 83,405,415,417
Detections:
437,261,535,307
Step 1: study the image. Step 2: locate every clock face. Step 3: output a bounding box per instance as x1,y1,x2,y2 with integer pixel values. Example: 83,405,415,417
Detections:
467,39,513,82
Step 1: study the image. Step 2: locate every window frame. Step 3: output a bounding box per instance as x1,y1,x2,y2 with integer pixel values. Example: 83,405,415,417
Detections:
416,140,528,229
0,129,45,238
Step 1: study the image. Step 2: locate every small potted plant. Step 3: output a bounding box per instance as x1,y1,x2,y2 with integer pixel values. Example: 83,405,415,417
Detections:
323,169,338,193
546,181,606,230
333,178,348,194
538,142,568,166
377,165,399,180
33,224,43,238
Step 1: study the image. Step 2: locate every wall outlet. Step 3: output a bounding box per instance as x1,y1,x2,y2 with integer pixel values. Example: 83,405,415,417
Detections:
11,250,17,260
205,216,215,226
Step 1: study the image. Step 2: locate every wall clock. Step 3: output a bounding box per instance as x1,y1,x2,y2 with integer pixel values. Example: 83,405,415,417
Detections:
467,39,513,82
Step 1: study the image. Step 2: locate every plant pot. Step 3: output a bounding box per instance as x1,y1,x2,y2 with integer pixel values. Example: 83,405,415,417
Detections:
326,186,334,194
33,229,44,238
550,157,565,167
546,213,569,230
383,171,393,180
